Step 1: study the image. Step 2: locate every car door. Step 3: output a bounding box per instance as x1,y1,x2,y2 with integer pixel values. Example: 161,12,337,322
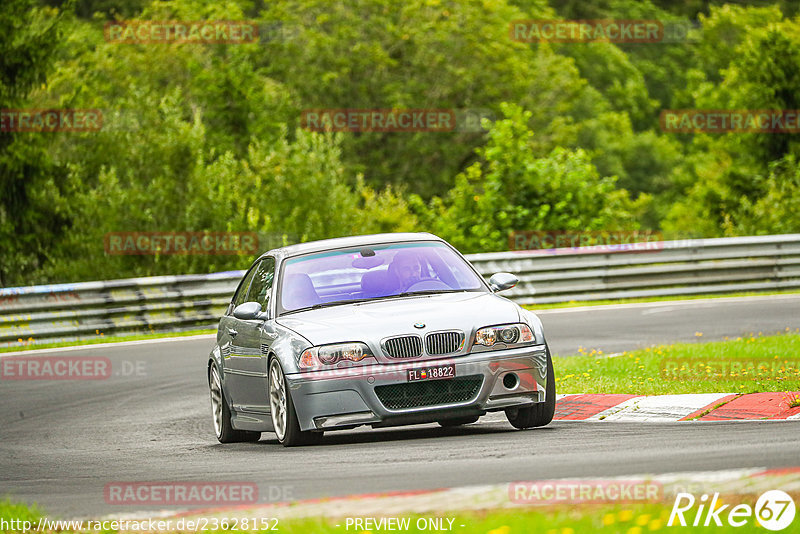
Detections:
225,257,276,413
219,260,258,367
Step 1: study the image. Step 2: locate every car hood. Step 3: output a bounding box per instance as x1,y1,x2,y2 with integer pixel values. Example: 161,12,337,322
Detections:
276,292,521,347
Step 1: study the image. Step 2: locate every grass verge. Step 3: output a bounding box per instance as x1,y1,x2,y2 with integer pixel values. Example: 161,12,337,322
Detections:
269,505,743,534
0,498,773,533
555,331,800,395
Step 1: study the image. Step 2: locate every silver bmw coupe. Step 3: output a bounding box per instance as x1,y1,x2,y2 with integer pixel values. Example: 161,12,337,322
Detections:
208,233,555,446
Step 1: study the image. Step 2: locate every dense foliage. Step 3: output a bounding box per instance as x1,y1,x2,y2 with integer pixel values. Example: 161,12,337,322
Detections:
2,0,799,286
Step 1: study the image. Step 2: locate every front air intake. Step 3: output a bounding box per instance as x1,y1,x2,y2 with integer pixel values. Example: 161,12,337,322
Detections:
375,375,484,410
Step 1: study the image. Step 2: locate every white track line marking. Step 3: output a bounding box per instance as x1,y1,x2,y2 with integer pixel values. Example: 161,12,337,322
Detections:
533,293,800,314
588,393,732,422
0,334,216,357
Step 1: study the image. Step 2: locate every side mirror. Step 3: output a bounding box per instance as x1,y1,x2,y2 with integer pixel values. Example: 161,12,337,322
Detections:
488,272,518,292
233,301,267,321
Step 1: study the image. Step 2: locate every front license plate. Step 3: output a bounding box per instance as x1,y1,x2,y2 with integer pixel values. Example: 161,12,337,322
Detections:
408,364,456,382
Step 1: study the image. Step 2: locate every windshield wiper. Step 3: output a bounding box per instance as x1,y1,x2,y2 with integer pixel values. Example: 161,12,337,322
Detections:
280,298,376,315
392,289,467,297
311,298,376,308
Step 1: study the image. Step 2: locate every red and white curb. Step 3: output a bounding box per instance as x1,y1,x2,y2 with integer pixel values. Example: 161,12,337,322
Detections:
553,392,800,421
100,467,800,529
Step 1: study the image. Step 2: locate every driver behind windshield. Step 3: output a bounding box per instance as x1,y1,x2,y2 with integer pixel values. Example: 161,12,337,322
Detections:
388,250,423,291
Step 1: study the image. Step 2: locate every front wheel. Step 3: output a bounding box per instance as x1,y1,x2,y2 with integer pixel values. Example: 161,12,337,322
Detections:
505,346,556,429
269,358,323,447
209,363,261,443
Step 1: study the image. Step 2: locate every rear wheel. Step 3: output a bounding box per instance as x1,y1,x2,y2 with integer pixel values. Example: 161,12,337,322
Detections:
437,416,480,427
505,346,555,429
209,363,261,443
269,358,323,447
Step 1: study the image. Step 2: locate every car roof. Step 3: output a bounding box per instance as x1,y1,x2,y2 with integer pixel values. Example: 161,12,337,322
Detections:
262,232,444,260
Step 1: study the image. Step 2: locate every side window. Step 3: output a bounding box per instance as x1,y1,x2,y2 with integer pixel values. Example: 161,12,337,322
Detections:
231,262,260,310
246,257,275,313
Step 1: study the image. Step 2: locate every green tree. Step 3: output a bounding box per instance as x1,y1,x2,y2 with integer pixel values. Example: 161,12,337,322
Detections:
664,5,800,236
721,155,800,236
419,104,646,253
258,0,637,197
0,1,70,287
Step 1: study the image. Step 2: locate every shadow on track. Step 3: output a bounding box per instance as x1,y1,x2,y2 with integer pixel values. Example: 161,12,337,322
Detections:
203,420,559,450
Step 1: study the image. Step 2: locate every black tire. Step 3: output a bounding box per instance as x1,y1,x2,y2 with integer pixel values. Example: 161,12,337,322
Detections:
209,363,261,443
437,416,480,427
269,358,324,447
505,345,556,429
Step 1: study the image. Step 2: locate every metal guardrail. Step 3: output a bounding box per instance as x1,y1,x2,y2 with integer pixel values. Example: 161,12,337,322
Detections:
1,234,799,348
469,234,800,305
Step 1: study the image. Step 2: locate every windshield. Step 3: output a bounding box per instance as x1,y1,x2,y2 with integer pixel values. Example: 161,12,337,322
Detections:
278,241,486,313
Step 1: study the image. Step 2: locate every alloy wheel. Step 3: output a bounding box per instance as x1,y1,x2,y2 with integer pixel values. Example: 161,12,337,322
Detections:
269,360,288,441
209,365,224,438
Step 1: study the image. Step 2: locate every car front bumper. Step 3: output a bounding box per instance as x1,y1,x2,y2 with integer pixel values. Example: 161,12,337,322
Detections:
285,344,549,431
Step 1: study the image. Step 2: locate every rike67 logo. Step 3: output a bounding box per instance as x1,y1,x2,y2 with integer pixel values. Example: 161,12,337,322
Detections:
669,490,796,531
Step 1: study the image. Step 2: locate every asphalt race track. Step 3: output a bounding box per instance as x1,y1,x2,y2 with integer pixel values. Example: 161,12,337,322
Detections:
1,295,799,518
539,294,800,356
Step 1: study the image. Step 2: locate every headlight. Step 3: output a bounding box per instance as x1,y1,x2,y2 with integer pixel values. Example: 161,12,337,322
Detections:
475,323,535,347
299,342,376,369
